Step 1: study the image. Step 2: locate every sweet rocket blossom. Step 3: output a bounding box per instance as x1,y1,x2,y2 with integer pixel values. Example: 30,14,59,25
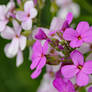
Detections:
0,1,15,32
63,22,92,48
16,1,37,30
61,50,92,86
30,40,48,79
1,20,26,67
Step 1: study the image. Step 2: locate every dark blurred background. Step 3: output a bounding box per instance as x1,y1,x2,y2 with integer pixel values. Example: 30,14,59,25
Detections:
0,0,92,92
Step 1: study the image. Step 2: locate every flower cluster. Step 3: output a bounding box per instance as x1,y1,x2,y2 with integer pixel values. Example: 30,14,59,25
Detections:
1,0,92,92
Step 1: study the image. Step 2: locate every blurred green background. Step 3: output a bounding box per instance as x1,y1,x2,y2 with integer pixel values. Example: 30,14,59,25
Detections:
0,0,92,92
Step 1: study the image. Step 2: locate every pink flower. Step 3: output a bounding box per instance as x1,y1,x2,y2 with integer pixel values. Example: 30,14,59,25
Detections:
30,40,48,79
16,1,37,30
63,22,92,48
0,1,15,32
1,20,26,67
88,87,92,92
61,50,92,86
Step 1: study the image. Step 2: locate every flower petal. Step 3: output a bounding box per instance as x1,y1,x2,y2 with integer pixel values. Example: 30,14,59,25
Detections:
30,57,40,70
53,77,65,91
43,41,48,55
0,5,7,20
88,87,92,92
4,44,15,58
22,19,32,30
63,28,78,41
1,26,15,39
32,40,42,54
76,72,89,86
83,31,92,43
37,56,46,70
30,8,37,19
7,37,19,57
50,17,64,31
24,1,34,12
16,11,28,21
12,19,22,36
70,39,83,48
31,69,42,79
0,20,8,32
82,61,92,74
76,22,89,34
61,65,79,79
19,36,26,51
66,12,73,24
70,50,84,66
16,50,23,67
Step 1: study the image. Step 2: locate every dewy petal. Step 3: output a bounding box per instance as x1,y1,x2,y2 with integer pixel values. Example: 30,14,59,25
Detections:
70,50,84,66
70,39,83,48
4,44,15,58
31,69,42,79
7,37,19,57
43,41,48,55
66,12,73,24
82,61,92,74
0,20,8,32
83,31,92,43
63,28,78,41
24,1,34,12
37,56,46,70
30,8,37,19
16,11,28,21
76,72,89,86
16,50,23,67
19,36,26,51
76,22,89,34
1,26,15,39
22,19,32,30
30,57,40,70
61,65,79,79
12,19,22,36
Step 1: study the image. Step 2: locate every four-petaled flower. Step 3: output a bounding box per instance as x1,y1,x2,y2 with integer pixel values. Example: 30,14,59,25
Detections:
61,50,92,86
16,1,37,30
30,40,48,79
1,20,26,67
63,22,92,48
